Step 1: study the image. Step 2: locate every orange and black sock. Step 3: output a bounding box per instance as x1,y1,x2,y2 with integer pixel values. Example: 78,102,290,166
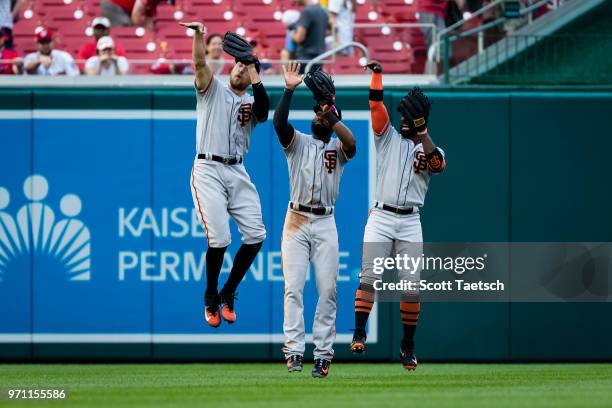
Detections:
400,296,420,348
354,283,375,336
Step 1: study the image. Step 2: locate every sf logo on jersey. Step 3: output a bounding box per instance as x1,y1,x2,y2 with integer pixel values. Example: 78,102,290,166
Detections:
324,150,338,174
413,151,427,174
238,103,253,127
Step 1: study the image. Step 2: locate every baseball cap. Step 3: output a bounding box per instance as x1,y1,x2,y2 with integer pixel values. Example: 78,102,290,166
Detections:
97,36,115,50
91,17,111,28
36,28,53,43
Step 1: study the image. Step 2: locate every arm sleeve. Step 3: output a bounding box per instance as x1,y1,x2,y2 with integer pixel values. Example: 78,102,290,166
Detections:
273,88,296,148
251,81,270,123
427,147,446,174
369,72,390,135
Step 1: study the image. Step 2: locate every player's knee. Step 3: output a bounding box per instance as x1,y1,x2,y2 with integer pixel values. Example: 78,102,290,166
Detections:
243,229,266,246
359,273,378,289
208,236,231,248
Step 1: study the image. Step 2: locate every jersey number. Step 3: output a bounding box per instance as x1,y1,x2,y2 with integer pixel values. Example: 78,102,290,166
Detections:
238,103,253,127
413,151,427,174
324,150,338,174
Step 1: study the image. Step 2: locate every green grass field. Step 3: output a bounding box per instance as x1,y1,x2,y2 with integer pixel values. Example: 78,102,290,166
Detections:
1,363,612,408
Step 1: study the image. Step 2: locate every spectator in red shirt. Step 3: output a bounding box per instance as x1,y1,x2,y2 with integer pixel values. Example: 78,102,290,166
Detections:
418,0,463,72
418,0,465,44
77,17,125,71
0,27,21,74
101,0,161,31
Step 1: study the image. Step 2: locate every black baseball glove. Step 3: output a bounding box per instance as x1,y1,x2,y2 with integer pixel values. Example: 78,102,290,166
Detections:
397,87,431,133
304,69,336,106
223,31,258,66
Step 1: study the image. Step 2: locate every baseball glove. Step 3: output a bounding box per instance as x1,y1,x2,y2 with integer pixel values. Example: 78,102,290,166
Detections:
304,69,336,106
397,87,431,133
223,31,258,65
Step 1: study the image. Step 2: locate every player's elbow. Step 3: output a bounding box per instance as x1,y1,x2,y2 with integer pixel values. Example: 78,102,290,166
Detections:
427,149,446,173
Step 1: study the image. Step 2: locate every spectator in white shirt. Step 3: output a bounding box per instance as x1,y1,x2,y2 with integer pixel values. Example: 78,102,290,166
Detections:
23,28,79,76
85,36,129,76
328,0,356,55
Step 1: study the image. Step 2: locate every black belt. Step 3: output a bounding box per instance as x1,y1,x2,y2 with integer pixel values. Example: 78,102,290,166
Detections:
376,202,414,215
290,202,333,216
198,153,243,165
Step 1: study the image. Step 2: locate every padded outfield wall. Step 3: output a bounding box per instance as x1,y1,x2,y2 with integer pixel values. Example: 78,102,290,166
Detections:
0,86,611,362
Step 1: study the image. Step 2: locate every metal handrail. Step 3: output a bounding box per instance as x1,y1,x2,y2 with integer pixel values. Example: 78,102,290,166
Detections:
427,0,507,66
427,0,564,72
304,41,369,74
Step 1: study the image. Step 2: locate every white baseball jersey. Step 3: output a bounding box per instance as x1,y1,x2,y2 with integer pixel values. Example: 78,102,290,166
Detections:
23,50,79,76
284,130,350,207
195,77,257,157
190,77,266,248
374,124,444,208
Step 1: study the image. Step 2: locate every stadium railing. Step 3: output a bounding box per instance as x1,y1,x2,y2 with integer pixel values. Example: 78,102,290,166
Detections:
427,0,568,80
445,33,612,85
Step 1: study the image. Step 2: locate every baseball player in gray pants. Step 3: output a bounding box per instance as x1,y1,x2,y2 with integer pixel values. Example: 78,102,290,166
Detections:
181,22,270,328
351,61,446,370
274,62,356,378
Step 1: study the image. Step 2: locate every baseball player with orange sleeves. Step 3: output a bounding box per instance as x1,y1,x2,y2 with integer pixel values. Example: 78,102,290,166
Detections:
274,62,356,378
181,22,270,328
351,61,446,370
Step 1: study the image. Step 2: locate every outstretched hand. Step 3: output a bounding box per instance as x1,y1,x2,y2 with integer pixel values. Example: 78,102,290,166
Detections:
179,22,206,35
364,60,382,74
282,61,303,90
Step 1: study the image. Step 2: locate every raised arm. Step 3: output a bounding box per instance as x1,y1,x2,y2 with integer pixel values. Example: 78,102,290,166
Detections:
179,22,212,91
320,105,356,158
365,61,389,136
274,61,303,147
247,64,270,123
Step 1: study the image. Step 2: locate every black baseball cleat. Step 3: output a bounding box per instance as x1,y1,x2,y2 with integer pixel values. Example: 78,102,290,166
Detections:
286,355,303,373
311,359,331,378
350,329,367,354
400,342,418,371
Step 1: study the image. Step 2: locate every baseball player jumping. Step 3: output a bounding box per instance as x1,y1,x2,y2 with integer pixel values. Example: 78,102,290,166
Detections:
274,62,356,378
351,61,446,370
181,22,270,328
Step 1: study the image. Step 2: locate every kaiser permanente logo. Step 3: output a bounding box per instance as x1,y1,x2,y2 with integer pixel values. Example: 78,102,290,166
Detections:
0,175,91,282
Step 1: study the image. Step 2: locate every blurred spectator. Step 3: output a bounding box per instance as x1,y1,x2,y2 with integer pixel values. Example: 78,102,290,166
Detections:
418,0,464,71
85,36,129,76
150,41,178,74
23,29,79,76
328,0,356,55
0,26,21,74
77,17,125,70
101,0,161,30
205,33,226,75
281,9,300,63
292,0,328,72
1,0,24,48
248,37,275,75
